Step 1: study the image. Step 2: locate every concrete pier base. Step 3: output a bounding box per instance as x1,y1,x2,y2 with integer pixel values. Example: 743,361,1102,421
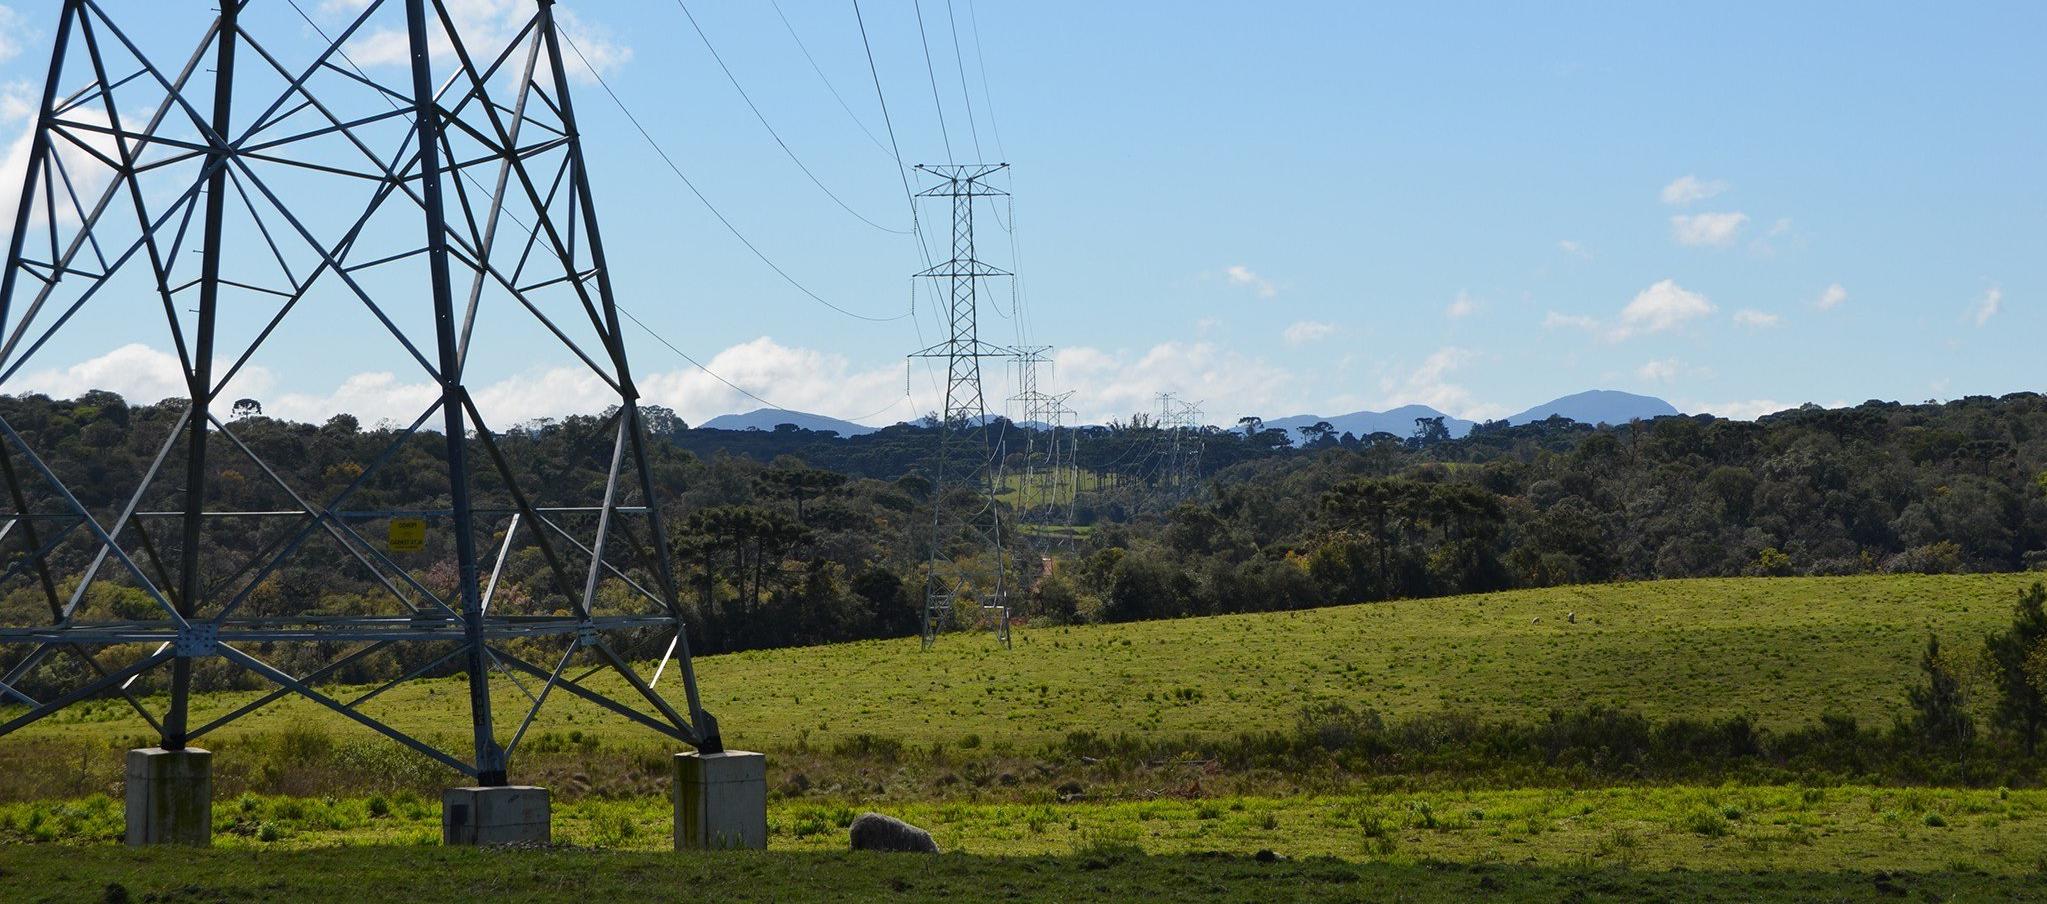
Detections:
674,750,767,850
441,786,550,846
125,747,211,846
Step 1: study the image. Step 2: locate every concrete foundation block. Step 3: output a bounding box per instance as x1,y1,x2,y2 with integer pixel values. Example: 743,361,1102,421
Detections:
125,747,212,846
442,786,550,846
674,750,767,850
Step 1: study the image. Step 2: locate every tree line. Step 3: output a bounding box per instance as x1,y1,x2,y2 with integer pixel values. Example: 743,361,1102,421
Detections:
1,389,2045,695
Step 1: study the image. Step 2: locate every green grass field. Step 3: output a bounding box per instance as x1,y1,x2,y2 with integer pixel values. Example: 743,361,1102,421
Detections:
992,467,1106,510
9,844,2037,904
7,573,2046,901
9,785,2045,868
5,785,2046,901
13,573,2035,753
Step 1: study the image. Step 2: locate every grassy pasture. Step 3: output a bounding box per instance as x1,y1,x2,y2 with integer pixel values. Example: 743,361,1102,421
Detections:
3,786,2045,901
9,574,2035,754
7,785,2045,869
6,574,2047,901
9,845,2036,904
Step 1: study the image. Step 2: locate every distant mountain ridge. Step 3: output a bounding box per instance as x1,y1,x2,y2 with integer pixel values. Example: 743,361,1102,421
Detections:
697,408,880,436
1256,406,1478,441
694,391,1683,442
1249,391,1680,444
1506,390,1679,426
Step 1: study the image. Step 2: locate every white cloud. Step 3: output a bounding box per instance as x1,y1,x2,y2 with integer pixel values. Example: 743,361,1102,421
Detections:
0,81,123,241
11,343,274,407
1282,320,1337,345
12,338,917,431
1815,283,1847,311
1613,279,1715,339
1223,264,1277,299
1660,175,1728,205
265,337,909,428
1635,358,1682,383
1543,311,1600,332
1055,341,1296,425
1688,399,1794,421
1670,212,1749,247
1445,291,1478,319
343,1,631,83
1749,218,1796,256
1556,239,1592,260
1971,285,2002,326
1547,282,1715,342
1732,309,1781,329
1376,346,1506,420
0,7,26,66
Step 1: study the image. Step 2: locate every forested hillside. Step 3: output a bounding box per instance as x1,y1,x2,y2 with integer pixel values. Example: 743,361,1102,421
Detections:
3,390,2044,672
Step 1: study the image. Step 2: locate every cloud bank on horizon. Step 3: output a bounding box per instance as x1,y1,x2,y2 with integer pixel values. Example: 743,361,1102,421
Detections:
13,335,1849,431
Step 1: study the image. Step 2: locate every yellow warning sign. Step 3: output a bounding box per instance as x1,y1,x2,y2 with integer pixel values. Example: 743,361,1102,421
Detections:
387,518,426,553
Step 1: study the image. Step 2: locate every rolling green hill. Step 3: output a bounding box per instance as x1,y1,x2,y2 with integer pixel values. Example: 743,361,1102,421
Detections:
13,574,2038,753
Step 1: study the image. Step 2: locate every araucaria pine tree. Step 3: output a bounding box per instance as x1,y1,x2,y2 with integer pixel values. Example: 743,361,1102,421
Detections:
1984,583,2047,754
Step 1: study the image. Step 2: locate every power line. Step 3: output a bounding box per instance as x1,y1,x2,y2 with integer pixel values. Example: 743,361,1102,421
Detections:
768,0,896,162
942,0,982,161
853,0,949,414
288,2,903,428
963,0,1007,161
671,0,907,235
617,305,786,412
622,304,906,427
558,32,905,324
852,1,925,235
910,0,955,163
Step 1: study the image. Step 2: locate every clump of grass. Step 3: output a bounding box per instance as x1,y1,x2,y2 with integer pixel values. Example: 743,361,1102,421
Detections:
1070,825,1144,864
1682,807,1729,837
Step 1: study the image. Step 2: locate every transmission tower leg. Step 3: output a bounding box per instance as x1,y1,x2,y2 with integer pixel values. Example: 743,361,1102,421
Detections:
404,0,504,790
128,0,236,847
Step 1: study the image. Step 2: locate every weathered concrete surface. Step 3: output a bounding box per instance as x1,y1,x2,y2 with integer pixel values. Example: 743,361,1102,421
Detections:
674,750,767,850
125,747,212,846
441,786,550,846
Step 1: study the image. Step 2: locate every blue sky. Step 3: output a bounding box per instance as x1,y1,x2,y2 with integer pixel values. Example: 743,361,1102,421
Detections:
0,1,2039,427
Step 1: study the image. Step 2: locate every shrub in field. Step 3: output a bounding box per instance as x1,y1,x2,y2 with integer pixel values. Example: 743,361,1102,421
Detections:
1296,702,1385,753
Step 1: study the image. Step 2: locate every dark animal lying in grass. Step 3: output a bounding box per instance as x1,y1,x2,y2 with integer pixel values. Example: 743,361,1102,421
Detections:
849,812,939,853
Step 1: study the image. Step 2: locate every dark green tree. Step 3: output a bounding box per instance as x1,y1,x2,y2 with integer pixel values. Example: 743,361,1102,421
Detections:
1906,634,1975,770
1985,583,2047,754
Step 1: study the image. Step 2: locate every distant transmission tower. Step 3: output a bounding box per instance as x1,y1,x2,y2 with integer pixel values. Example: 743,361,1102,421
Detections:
1156,393,1205,495
910,163,1014,648
1007,346,1055,521
1052,394,1082,536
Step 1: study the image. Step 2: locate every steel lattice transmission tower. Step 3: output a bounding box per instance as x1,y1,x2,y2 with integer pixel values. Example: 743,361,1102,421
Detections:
1157,393,1205,495
1006,346,1057,520
909,163,1014,648
0,0,722,787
